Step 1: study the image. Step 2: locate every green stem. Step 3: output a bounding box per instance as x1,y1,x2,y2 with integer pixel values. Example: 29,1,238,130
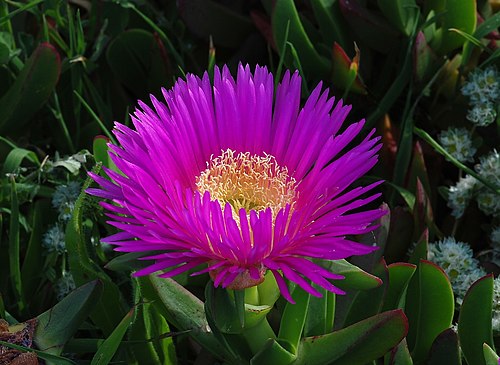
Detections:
242,318,276,355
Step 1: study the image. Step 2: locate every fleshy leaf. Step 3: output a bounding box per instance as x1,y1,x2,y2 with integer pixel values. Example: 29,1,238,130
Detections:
405,260,454,363
34,280,102,355
0,42,60,134
427,328,461,365
272,0,330,79
139,275,227,358
331,42,367,95
458,274,494,365
378,0,418,36
483,343,500,365
294,310,408,365
343,258,388,326
384,338,413,365
91,308,134,365
250,339,296,365
428,0,477,55
382,262,417,311
322,259,383,291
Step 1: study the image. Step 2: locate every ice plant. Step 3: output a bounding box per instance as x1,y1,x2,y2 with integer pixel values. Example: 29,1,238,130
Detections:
87,65,385,302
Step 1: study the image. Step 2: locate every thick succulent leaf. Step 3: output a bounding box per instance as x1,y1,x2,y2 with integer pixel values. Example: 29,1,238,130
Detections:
483,343,500,365
427,328,461,365
140,275,227,358
382,262,417,311
428,0,477,55
408,229,428,265
458,274,494,365
21,200,52,306
413,31,441,83
250,339,296,365
205,284,245,334
130,279,176,365
321,259,382,291
278,285,310,354
92,136,118,173
34,280,102,355
343,258,388,326
304,288,335,337
66,171,128,335
0,42,60,134
378,0,418,35
272,0,330,79
310,0,350,48
294,310,408,365
331,42,367,95
384,207,414,263
405,260,454,363
91,308,134,365
384,338,413,365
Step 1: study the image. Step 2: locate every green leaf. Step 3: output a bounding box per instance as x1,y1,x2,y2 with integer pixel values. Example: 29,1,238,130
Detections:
92,136,119,172
8,177,23,312
295,310,408,365
483,343,500,365
462,12,500,66
305,288,335,337
1,147,40,174
405,260,454,363
428,0,477,55
130,278,176,364
378,0,418,36
384,338,413,365
21,200,51,303
34,280,103,355
458,274,494,365
408,229,429,265
427,328,461,365
272,0,330,79
343,258,388,326
382,262,417,311
205,284,244,334
278,285,310,354
139,275,227,358
322,259,383,291
104,251,149,272
91,308,134,365
0,42,60,133
250,339,296,365
66,168,128,335
331,42,367,95
310,0,350,48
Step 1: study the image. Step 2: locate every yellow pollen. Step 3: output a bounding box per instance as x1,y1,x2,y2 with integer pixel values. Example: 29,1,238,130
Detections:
196,149,297,215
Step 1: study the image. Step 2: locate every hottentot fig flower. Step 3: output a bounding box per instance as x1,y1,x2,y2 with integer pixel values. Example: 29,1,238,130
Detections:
87,65,385,302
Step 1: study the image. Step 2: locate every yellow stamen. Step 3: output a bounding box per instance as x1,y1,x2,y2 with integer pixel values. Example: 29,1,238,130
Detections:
196,149,297,216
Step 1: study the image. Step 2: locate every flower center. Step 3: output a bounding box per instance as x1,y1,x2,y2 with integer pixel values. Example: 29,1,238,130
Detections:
196,149,296,214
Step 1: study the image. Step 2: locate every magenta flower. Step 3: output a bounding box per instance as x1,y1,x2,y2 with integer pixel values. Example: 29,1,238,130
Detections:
87,65,385,302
